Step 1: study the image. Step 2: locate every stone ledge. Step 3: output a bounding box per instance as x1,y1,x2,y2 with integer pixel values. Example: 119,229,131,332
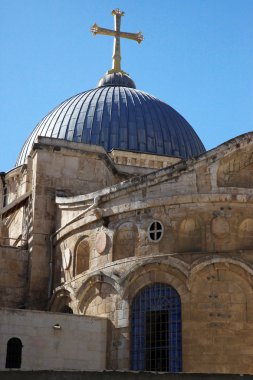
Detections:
0,371,251,379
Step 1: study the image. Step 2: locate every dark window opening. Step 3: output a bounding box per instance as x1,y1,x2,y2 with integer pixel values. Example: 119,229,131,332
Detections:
145,310,169,371
3,186,7,207
5,337,22,368
148,221,163,242
61,305,73,314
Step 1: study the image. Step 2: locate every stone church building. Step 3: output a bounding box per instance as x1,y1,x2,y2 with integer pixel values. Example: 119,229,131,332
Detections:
1,8,253,375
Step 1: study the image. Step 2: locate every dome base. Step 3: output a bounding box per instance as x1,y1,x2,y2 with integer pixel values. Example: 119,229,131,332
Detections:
97,72,136,89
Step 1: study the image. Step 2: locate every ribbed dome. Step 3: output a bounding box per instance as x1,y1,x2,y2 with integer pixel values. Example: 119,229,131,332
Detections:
16,84,205,166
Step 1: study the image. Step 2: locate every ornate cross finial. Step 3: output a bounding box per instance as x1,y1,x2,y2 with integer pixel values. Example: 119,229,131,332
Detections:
91,8,144,74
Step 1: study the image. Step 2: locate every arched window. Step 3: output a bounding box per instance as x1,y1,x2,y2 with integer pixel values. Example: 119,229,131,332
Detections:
113,222,137,261
61,305,73,314
75,238,90,275
131,283,182,372
5,337,23,368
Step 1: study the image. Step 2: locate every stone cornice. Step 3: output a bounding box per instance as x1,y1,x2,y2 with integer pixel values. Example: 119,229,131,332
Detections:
53,192,253,244
55,132,253,209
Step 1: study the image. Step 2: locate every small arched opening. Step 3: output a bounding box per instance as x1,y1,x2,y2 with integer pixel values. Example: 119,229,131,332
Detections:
60,305,73,314
5,337,23,368
75,238,90,275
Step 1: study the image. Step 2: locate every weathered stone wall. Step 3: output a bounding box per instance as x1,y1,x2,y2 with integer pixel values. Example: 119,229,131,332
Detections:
51,200,253,373
0,308,107,371
4,166,30,205
0,371,252,380
5,208,24,246
27,138,126,309
0,176,4,209
47,136,253,374
1,165,31,248
53,255,253,374
54,199,253,291
109,149,180,173
185,262,253,373
3,134,253,374
0,246,28,307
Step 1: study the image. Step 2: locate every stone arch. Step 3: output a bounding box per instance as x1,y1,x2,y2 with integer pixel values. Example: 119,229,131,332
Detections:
117,260,188,372
121,260,189,303
189,257,253,305
177,217,202,252
238,218,253,249
77,273,119,316
185,258,253,373
49,288,74,313
77,273,124,369
189,260,251,313
74,236,90,276
189,257,253,290
80,282,118,318
113,222,138,261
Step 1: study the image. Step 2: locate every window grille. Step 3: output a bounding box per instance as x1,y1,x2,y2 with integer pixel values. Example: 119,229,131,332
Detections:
148,221,164,242
131,283,182,372
5,337,22,368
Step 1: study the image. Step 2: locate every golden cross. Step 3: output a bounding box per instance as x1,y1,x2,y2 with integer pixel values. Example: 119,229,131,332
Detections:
91,9,144,74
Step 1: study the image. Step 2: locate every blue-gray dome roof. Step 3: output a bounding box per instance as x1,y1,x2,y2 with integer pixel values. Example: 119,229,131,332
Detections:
16,82,205,166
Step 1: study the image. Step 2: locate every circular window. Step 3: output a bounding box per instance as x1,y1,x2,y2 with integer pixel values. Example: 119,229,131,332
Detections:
148,220,164,242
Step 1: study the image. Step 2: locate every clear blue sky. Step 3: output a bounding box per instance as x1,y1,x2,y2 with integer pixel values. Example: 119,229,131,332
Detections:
1,0,253,172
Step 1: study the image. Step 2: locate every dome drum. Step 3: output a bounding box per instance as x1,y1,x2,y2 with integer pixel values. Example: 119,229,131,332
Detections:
17,83,205,166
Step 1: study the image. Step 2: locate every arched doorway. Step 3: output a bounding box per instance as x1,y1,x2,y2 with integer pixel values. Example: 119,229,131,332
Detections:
131,283,182,372
5,337,23,368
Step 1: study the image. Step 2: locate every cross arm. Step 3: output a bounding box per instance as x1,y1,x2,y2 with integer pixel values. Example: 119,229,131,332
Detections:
118,31,144,44
91,24,116,38
91,24,144,44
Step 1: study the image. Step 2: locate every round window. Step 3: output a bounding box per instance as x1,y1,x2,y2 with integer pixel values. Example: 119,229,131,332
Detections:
148,220,164,242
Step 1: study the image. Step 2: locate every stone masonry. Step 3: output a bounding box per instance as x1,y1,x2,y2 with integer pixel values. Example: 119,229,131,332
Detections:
1,133,253,373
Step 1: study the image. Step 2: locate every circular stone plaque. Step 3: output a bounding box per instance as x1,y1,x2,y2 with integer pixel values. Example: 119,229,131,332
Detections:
95,231,108,254
211,216,229,238
62,248,72,270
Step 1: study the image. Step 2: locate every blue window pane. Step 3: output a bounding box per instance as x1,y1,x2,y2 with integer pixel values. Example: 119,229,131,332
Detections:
131,283,182,372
